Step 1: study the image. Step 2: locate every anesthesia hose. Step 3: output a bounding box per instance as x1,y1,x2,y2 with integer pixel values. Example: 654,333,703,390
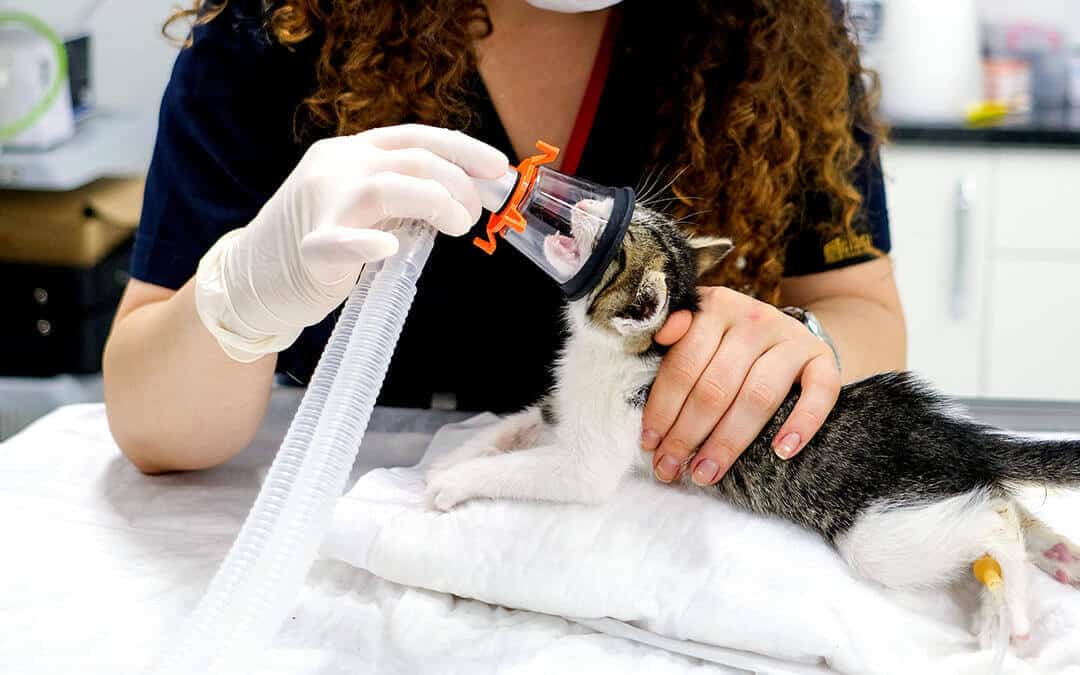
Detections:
151,222,433,674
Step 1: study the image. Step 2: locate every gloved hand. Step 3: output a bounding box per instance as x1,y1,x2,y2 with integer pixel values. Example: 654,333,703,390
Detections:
195,124,509,362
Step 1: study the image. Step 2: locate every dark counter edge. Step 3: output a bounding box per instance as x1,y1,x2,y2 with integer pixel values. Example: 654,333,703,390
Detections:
887,110,1080,149
959,398,1080,434
890,125,1080,148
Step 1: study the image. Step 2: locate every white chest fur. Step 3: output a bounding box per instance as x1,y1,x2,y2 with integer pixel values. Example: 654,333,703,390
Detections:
551,326,660,479
426,313,663,509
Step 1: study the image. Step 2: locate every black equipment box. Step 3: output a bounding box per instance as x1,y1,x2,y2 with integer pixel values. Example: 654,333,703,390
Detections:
0,239,132,375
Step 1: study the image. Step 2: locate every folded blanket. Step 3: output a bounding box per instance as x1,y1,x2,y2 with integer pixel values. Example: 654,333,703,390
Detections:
322,416,1080,675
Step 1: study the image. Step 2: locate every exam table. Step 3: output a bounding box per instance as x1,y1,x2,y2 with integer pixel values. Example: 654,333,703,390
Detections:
2,377,1078,674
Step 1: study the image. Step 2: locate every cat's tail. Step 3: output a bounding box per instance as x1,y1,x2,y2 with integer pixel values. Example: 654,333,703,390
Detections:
990,434,1080,486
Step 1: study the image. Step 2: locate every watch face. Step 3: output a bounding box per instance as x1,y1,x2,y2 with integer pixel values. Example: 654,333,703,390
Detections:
781,306,807,324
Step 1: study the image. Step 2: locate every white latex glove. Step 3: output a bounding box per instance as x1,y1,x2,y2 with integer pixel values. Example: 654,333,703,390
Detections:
195,124,509,362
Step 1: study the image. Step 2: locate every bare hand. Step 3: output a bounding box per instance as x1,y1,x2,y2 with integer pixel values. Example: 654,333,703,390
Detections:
641,286,841,485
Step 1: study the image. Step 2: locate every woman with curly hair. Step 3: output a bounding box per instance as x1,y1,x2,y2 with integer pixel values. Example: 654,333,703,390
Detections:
103,0,905,488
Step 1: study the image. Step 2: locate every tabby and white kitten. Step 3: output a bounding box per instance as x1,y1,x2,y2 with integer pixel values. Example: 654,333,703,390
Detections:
424,204,1080,646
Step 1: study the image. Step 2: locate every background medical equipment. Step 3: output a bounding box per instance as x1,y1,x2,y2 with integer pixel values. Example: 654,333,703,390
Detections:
0,8,150,379
0,166,144,379
0,12,75,150
0,243,132,376
0,178,140,376
0,6,150,191
152,143,637,674
875,0,984,121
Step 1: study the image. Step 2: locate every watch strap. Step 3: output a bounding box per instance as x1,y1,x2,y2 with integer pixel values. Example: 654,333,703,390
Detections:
781,306,841,374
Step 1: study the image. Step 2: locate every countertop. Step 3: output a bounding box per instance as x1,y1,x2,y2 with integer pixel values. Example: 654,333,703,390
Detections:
888,108,1080,148
958,397,1080,434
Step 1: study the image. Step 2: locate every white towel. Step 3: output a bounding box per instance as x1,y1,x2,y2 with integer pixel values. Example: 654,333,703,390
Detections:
3,404,737,675
322,416,1080,675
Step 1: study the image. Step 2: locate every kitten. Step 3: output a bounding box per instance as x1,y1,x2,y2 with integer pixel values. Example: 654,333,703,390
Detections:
425,203,1080,647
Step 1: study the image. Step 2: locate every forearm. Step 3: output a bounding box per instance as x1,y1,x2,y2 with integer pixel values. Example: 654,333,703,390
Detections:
103,280,277,473
802,295,906,383
779,257,907,384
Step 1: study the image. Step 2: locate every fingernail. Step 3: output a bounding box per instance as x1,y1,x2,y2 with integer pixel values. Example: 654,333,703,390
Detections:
641,429,661,451
654,454,680,483
775,432,801,460
692,459,719,486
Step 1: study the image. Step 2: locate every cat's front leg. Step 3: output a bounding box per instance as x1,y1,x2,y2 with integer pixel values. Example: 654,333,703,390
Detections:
427,406,549,477
425,442,630,511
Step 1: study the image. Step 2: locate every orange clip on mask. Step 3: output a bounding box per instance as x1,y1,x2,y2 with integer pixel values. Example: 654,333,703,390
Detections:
472,141,636,300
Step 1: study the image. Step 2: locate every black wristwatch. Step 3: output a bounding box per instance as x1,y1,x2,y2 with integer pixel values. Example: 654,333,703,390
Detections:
781,307,841,374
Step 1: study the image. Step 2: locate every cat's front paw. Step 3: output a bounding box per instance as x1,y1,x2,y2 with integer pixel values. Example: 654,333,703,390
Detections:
425,464,488,512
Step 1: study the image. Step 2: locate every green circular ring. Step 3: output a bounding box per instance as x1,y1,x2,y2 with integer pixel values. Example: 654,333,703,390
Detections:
0,11,69,142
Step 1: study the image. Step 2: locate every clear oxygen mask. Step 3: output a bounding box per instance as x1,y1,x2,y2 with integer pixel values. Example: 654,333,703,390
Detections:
473,142,635,299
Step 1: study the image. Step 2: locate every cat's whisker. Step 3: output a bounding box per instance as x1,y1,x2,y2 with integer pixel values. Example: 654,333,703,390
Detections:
634,166,658,200
641,167,688,207
637,164,688,206
636,195,699,211
635,164,668,204
669,209,711,226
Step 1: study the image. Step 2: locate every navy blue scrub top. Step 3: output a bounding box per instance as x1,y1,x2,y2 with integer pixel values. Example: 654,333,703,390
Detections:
132,0,890,413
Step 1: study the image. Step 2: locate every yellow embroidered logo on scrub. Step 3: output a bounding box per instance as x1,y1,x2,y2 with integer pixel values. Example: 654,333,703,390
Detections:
823,233,873,265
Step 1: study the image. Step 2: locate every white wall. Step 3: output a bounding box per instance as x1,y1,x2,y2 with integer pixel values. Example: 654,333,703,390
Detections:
979,0,1080,45
1,0,179,114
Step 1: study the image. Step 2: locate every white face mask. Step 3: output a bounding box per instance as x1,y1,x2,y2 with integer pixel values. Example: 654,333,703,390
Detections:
524,0,622,12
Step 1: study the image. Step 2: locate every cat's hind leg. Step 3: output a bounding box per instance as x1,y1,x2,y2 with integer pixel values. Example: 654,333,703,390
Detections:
980,500,1032,649
1016,503,1080,588
835,492,1032,646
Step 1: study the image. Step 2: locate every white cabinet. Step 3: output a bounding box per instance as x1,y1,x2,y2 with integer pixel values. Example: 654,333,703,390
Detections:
884,148,992,397
987,261,1080,400
992,151,1080,252
882,145,1080,401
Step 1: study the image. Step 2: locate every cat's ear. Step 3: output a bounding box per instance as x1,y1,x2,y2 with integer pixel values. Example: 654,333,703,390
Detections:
688,236,734,279
612,270,669,337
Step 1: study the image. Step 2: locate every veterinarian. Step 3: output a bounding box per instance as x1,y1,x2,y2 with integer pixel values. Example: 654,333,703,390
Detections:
103,0,905,484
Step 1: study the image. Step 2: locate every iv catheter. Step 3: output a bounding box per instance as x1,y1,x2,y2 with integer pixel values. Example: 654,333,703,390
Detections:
973,554,1010,675
150,142,637,675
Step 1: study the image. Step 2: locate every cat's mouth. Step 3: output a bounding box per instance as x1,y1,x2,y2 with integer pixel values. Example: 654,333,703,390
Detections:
541,198,610,279
542,233,583,278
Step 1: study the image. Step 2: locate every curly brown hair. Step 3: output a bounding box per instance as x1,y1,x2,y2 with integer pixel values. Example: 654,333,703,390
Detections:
167,0,882,303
